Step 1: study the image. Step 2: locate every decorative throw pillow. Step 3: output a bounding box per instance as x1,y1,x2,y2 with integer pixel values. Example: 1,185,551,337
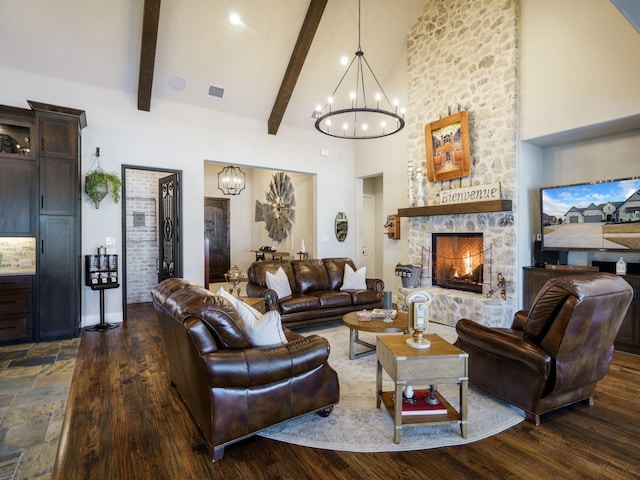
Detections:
265,266,292,299
340,264,367,290
235,300,288,347
216,287,238,309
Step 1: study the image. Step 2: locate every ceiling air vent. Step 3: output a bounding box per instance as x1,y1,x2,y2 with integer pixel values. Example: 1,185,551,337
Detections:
208,84,225,99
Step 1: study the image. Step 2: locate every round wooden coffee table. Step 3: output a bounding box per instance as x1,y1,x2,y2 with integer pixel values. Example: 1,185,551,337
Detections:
342,310,409,360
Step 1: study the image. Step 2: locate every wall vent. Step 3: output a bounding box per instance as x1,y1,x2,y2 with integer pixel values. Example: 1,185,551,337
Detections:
208,84,225,99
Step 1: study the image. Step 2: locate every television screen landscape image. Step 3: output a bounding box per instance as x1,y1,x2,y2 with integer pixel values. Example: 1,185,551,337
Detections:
540,177,640,251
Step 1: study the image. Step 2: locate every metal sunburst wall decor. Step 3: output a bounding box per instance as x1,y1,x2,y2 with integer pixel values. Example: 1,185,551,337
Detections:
255,172,296,242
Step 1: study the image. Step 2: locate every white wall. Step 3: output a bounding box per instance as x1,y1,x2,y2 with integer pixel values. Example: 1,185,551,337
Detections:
0,66,356,326
520,0,640,140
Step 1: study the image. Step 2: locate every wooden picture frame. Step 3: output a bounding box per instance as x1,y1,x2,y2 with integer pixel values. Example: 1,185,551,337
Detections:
424,111,471,182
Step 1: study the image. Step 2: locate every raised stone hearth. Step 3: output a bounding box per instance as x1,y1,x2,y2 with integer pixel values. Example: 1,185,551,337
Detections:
399,286,511,328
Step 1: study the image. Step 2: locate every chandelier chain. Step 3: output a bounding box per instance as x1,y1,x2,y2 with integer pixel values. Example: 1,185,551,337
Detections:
357,0,361,51
313,0,405,139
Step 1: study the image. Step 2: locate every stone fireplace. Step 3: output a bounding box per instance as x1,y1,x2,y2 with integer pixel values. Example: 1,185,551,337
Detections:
398,0,519,329
432,233,484,294
400,210,514,329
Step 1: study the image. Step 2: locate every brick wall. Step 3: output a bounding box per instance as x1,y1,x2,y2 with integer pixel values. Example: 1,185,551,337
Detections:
125,169,168,304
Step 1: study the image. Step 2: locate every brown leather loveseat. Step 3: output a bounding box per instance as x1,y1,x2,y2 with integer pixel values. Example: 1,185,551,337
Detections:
246,257,384,329
455,273,632,424
151,278,340,462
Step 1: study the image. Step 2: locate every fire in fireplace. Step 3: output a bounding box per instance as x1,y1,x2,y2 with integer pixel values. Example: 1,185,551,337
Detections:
432,233,484,293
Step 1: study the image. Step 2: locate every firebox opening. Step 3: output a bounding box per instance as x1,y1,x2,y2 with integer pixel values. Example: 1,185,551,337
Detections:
432,233,484,294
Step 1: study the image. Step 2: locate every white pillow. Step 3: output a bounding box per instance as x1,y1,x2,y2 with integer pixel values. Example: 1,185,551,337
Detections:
216,287,238,309
235,300,288,347
340,264,367,290
265,267,292,299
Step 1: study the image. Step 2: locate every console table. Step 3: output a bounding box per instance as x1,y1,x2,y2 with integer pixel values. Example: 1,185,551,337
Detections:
250,250,290,261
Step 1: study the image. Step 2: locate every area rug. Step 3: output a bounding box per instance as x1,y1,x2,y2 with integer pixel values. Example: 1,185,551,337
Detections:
258,323,524,452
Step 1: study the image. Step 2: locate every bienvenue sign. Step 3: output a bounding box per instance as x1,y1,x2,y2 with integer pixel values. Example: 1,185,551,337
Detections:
439,183,501,205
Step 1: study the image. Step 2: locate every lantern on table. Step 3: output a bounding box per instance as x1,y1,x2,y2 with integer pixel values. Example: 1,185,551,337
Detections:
224,265,246,297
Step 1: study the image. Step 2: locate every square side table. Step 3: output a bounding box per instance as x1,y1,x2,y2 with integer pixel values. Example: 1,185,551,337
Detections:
376,334,468,443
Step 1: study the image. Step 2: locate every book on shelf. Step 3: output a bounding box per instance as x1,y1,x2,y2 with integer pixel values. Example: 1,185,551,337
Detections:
391,390,448,416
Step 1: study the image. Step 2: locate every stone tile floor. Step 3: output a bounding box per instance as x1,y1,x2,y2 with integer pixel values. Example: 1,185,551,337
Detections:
0,338,79,480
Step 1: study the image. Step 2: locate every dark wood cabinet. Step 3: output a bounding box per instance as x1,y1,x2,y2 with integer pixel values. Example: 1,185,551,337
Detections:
38,113,77,159
0,276,33,343
614,275,639,353
33,103,84,342
523,267,640,354
39,216,78,339
0,109,36,237
0,101,85,345
40,156,77,215
0,158,36,235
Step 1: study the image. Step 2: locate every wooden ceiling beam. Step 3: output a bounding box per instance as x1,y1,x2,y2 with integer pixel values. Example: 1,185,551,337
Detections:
137,0,162,112
267,0,327,135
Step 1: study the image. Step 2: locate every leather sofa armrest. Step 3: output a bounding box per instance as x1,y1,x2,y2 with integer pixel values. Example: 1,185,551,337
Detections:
511,310,528,331
456,319,551,377
366,278,385,292
202,334,331,388
245,282,279,311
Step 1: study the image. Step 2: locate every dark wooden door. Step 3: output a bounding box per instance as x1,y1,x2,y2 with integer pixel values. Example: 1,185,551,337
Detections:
204,197,230,283
158,174,181,283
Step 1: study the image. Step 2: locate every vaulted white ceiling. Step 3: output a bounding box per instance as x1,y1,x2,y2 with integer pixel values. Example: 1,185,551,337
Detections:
0,0,426,134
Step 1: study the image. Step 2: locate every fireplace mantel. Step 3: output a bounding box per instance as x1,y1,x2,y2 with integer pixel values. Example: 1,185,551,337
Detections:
397,200,512,217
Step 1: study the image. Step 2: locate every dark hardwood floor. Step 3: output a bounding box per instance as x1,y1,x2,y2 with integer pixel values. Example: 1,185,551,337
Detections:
53,303,640,480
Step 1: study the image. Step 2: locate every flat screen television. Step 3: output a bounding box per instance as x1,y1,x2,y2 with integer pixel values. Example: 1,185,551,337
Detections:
540,177,640,252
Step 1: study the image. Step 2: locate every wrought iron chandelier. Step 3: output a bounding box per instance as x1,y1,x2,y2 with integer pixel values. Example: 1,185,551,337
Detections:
313,0,405,139
217,165,245,195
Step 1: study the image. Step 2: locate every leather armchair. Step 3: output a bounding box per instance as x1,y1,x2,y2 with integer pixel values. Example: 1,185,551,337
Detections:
151,278,340,462
455,273,632,424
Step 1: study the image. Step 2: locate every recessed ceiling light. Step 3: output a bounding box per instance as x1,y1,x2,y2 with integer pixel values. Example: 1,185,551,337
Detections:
340,56,349,66
229,12,242,26
168,75,186,91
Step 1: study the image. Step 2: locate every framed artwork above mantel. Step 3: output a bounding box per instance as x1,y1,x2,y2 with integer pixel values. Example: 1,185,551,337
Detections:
424,111,471,182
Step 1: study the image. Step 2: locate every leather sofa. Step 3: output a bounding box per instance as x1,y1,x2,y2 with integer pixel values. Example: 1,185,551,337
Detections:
246,257,384,329
151,278,340,462
455,272,632,425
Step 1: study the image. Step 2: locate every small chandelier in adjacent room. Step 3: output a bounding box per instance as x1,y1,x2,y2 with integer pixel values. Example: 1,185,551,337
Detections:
217,165,245,195
313,0,405,140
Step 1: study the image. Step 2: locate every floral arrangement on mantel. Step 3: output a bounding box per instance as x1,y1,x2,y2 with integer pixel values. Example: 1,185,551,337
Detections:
85,168,122,209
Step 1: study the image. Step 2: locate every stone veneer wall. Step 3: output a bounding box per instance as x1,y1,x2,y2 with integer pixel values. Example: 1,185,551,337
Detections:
404,0,519,327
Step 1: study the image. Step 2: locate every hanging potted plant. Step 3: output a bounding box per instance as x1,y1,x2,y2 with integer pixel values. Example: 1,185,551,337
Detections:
85,168,122,209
